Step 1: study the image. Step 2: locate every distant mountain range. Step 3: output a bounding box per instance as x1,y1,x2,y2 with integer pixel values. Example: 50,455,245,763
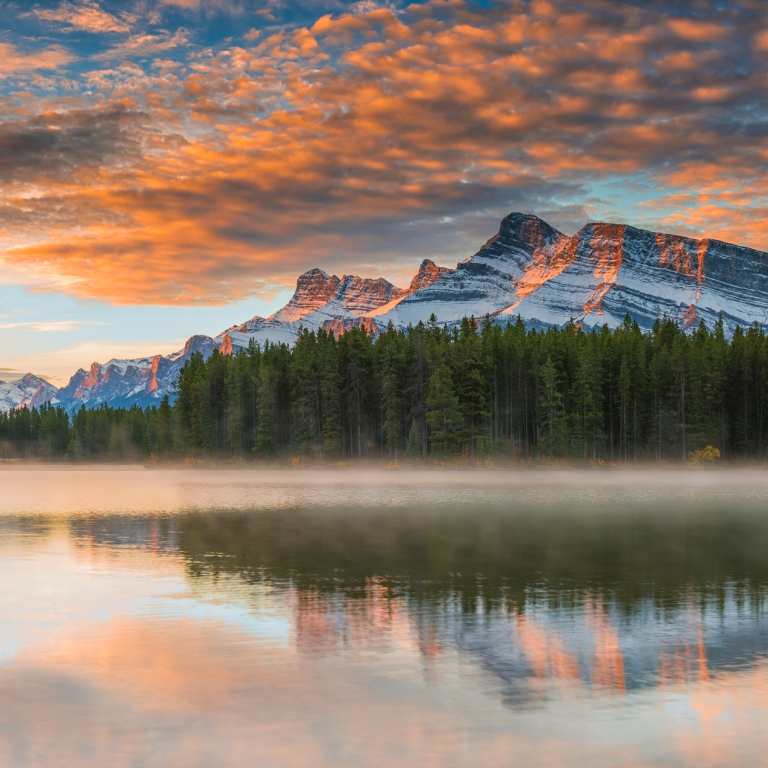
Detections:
5,211,768,413
0,373,59,413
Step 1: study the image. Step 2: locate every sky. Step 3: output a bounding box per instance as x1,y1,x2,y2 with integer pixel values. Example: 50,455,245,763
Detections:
1,0,768,384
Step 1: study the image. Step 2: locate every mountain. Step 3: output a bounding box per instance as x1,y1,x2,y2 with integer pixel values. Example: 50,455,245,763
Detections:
51,335,219,412
370,213,768,334
0,373,58,413
219,263,440,350
39,212,768,412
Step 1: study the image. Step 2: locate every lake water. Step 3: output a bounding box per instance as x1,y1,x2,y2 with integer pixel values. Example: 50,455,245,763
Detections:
2,467,768,767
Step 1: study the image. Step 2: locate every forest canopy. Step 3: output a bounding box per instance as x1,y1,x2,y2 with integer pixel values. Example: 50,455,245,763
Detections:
1,315,765,463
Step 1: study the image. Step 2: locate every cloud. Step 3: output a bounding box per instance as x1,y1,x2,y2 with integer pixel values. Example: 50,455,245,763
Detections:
0,107,147,184
755,29,768,51
31,0,134,34
92,29,191,60
0,43,75,75
0,368,41,381
0,320,104,332
2,0,768,304
5,338,189,385
348,0,397,15
157,0,249,14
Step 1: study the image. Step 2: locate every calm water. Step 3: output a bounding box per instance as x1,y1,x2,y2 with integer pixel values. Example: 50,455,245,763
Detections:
2,468,768,767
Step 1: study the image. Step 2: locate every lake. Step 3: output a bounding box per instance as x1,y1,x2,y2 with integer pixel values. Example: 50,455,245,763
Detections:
1,467,768,767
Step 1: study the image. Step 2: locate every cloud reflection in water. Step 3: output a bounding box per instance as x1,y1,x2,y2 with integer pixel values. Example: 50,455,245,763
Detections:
1,469,768,766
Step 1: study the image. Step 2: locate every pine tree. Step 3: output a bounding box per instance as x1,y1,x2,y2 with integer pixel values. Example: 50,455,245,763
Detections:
157,395,174,456
426,364,463,457
452,317,490,455
539,355,565,459
404,421,423,460
255,344,280,458
378,325,408,458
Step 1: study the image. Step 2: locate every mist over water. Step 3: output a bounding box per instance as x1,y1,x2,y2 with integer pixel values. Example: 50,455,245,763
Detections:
1,468,768,767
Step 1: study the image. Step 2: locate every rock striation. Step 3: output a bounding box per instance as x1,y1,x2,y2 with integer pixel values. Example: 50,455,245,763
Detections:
30,211,768,413
0,373,58,413
50,335,220,412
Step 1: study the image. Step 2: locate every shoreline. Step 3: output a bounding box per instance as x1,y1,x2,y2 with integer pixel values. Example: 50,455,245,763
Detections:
1,456,765,471
1,458,768,476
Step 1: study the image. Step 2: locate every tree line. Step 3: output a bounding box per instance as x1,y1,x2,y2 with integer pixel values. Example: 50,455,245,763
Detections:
2,315,768,463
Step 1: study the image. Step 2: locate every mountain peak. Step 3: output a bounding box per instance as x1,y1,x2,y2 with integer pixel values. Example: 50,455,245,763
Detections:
0,372,58,413
303,267,330,279
473,212,566,264
502,211,547,226
297,268,340,289
499,212,565,246
18,372,45,387
183,335,216,357
409,259,451,292
272,268,342,322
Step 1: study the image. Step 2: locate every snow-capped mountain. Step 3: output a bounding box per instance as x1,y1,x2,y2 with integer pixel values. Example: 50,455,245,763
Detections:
45,212,768,411
0,373,58,413
217,212,768,348
370,213,768,334
219,260,444,350
51,335,219,412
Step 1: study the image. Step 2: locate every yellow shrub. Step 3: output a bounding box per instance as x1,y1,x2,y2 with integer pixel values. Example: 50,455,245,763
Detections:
688,445,721,467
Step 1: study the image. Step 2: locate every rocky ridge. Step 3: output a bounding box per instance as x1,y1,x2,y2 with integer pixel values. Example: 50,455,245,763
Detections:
0,373,58,413
6,212,766,413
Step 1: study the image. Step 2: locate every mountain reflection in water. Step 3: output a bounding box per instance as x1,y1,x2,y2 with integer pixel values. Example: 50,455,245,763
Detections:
1,469,768,767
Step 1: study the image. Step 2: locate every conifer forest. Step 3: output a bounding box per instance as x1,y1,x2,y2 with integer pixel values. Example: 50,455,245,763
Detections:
2,316,768,463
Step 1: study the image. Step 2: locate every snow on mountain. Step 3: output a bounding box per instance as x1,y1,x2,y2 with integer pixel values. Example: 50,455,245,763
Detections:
0,373,58,414
220,269,408,350
52,335,220,412
497,219,768,334
371,213,768,336
368,215,567,328
44,212,768,411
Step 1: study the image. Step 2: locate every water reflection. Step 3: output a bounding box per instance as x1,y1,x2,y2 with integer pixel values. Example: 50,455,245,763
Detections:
1,470,768,766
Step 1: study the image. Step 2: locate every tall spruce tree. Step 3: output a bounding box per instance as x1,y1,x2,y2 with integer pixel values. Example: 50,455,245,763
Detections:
426,364,463,457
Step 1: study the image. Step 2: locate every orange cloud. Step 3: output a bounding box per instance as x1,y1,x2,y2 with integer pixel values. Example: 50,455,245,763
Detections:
667,18,728,42
0,43,75,75
1,0,767,304
93,30,191,61
31,0,134,34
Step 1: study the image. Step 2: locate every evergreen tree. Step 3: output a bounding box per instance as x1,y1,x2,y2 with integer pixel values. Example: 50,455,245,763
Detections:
5,313,768,464
539,356,566,458
426,364,463,457
404,421,423,460
451,317,490,455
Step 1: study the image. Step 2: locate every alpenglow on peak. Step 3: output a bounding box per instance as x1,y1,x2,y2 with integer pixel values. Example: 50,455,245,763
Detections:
24,211,768,414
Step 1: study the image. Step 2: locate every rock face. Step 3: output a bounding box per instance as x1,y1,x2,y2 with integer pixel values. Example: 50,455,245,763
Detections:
223,271,407,351
371,213,768,334
0,373,58,413
492,218,768,333
408,259,452,292
271,269,342,323
43,211,768,411
51,335,224,413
